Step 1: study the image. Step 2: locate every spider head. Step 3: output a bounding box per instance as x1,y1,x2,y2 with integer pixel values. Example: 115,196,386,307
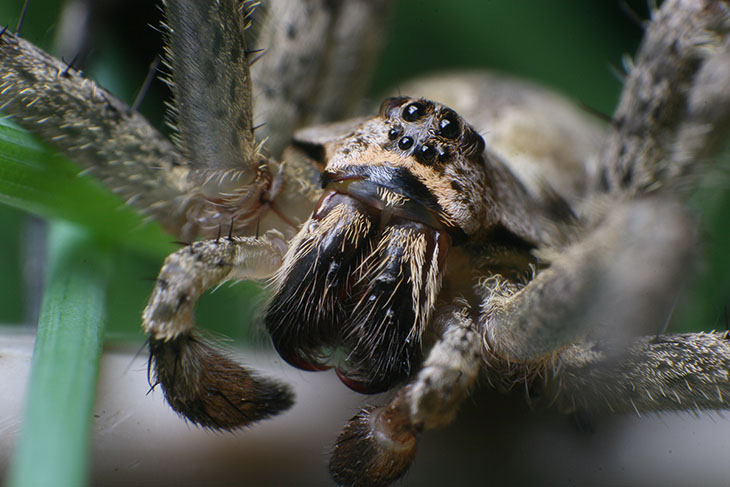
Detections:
265,98,492,393
321,97,492,236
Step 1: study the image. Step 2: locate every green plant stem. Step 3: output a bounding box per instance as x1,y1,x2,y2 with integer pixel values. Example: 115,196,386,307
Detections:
7,221,112,487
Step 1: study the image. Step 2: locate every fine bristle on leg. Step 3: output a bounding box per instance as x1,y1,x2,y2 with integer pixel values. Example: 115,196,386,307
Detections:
148,334,294,429
550,332,730,415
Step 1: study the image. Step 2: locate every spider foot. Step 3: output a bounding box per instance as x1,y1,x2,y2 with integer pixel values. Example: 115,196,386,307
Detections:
329,402,418,487
148,334,294,430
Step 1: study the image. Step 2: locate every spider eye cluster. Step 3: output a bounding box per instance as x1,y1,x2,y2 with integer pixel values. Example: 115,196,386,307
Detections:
380,98,474,167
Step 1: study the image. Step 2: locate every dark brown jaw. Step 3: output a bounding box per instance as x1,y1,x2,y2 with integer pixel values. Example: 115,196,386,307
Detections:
265,173,452,393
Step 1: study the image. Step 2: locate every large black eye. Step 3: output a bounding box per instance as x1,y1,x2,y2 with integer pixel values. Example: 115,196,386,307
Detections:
398,136,414,150
438,112,460,139
437,146,452,163
416,143,437,165
403,102,426,122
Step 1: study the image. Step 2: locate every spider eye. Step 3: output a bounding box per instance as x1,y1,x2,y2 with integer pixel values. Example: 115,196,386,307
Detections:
437,146,452,163
403,102,426,122
388,127,401,140
398,136,414,150
438,113,460,139
416,143,437,164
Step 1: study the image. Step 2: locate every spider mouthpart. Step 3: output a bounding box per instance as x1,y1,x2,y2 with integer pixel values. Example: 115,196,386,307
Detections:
266,193,376,372
266,176,452,392
148,334,294,429
320,165,464,240
338,221,450,392
330,404,417,487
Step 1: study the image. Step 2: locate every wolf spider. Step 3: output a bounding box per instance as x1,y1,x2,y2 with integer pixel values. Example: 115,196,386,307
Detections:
2,0,730,486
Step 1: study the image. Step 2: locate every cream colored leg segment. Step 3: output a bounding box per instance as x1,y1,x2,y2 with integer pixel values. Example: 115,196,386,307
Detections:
405,306,481,429
142,231,286,341
481,197,695,363
552,333,730,415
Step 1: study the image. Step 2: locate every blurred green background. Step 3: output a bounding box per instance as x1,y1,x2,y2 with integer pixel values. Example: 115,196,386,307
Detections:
0,0,727,340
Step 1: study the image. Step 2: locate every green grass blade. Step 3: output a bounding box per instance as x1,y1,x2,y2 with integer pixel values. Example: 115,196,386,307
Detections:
7,221,112,487
0,117,174,258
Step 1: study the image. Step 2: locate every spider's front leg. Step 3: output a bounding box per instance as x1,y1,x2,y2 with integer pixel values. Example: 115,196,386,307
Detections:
160,0,283,237
139,0,327,427
329,304,482,487
0,0,277,240
0,0,307,427
145,0,396,429
142,231,293,428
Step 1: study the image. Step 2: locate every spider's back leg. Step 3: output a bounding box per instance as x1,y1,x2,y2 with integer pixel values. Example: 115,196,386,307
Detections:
479,0,730,411
249,0,395,157
597,0,730,195
551,332,730,415
481,197,696,364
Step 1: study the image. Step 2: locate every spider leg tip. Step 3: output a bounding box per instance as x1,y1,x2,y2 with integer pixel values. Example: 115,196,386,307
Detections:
148,334,295,430
329,404,417,487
